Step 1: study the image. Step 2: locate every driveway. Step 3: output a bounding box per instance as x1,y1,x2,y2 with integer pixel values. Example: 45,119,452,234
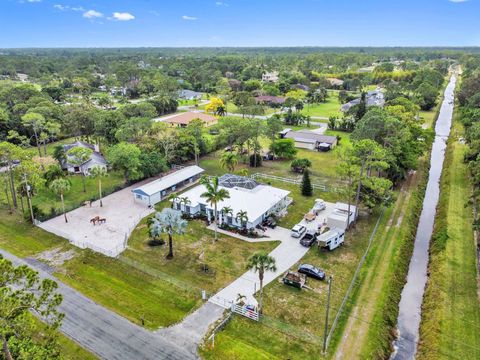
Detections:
38,182,154,257
0,248,195,360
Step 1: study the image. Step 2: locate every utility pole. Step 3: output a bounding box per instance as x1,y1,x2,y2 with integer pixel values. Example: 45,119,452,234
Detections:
323,275,333,354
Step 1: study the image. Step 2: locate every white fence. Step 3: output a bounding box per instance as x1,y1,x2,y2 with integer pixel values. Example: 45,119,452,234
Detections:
251,173,329,191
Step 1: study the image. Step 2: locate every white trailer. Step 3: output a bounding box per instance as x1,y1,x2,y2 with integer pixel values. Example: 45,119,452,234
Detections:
317,228,345,251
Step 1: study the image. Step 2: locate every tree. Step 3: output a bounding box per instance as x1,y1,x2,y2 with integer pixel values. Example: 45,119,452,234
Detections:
0,255,64,360
336,145,359,228
291,158,312,173
49,178,71,223
52,144,66,165
21,112,45,157
220,151,238,172
235,210,249,231
150,208,187,259
67,147,93,193
265,115,283,143
246,252,277,313
0,142,24,210
200,176,230,242
107,142,143,182
270,139,297,159
205,97,225,115
43,164,65,187
89,166,108,207
16,160,45,223
301,169,313,196
416,82,438,111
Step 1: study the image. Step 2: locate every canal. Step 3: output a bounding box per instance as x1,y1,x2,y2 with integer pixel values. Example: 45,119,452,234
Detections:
391,73,457,359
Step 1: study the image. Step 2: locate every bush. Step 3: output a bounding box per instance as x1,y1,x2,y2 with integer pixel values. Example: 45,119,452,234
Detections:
291,158,312,173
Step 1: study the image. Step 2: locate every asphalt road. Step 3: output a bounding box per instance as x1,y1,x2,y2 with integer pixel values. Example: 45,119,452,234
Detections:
1,248,196,360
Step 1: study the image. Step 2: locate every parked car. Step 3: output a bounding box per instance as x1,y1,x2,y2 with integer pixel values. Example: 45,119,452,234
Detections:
300,230,318,247
312,199,326,214
298,264,325,280
291,224,307,238
263,216,277,229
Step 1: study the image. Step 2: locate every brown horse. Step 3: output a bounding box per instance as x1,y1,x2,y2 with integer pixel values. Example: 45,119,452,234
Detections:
90,216,100,225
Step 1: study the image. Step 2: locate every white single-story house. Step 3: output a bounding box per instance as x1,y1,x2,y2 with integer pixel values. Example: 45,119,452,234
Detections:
327,202,357,231
178,89,202,100
132,166,205,207
61,141,107,176
341,88,385,112
173,174,291,230
284,130,338,151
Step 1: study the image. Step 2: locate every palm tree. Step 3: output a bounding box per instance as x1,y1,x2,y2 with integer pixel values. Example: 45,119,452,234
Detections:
215,104,227,117
246,252,277,313
221,206,233,226
220,152,238,173
178,196,191,211
150,208,188,259
67,147,93,193
168,193,179,208
238,168,249,177
200,176,230,242
88,165,108,207
235,210,249,231
49,178,71,223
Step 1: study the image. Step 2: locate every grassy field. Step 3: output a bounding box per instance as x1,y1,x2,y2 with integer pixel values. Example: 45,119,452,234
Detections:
200,210,381,360
417,120,480,359
301,92,342,118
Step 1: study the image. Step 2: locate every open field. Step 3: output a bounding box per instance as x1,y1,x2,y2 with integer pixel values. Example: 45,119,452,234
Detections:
200,209,381,360
417,120,480,359
301,92,342,118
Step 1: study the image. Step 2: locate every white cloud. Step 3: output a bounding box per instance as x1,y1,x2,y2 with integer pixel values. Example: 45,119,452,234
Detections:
449,0,468,2
27,0,42,2
83,9,103,19
182,15,197,20
54,4,85,12
216,1,229,6
112,12,135,21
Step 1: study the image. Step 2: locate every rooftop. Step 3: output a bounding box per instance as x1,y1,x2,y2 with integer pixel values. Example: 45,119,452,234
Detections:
132,166,205,197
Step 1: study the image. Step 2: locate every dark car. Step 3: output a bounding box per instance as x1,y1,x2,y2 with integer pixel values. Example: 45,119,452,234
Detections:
298,264,325,281
263,216,277,229
299,230,317,247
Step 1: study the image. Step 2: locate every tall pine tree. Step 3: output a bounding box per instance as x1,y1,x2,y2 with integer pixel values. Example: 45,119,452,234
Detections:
301,169,313,196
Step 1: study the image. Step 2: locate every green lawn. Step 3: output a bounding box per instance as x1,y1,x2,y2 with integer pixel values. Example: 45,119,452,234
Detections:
418,120,480,359
201,210,381,360
301,92,342,118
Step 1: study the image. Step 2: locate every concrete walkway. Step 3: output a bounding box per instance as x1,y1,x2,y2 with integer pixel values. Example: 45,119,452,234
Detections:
0,248,195,360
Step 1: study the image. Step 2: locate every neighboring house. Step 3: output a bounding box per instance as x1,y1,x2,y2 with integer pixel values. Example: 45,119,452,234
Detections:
262,71,279,83
326,78,344,87
132,165,205,207
61,141,107,175
291,84,310,91
162,111,218,128
16,73,29,82
284,130,338,151
327,202,357,231
98,85,107,92
110,87,127,97
340,88,385,113
255,95,286,106
174,174,291,230
178,89,202,100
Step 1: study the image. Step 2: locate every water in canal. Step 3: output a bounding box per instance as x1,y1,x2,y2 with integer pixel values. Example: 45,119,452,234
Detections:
390,74,457,360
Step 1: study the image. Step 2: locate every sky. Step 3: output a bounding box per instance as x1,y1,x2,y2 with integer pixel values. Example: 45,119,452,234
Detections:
0,0,479,48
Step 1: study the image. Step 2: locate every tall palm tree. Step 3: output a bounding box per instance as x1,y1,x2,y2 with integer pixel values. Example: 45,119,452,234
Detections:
49,178,71,223
88,165,108,207
220,152,238,173
246,252,277,313
200,176,230,242
235,210,249,231
67,147,93,193
150,208,188,259
168,193,179,208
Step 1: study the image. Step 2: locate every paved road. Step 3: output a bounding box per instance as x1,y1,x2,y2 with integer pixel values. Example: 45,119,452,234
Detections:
0,248,196,360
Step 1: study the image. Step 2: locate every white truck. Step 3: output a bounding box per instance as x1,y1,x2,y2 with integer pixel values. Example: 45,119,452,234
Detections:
316,228,345,251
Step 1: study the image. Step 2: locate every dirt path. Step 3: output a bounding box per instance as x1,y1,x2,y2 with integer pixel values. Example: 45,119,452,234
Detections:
334,171,417,359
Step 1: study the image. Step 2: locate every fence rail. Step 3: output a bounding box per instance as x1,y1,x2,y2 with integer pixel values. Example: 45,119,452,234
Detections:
250,173,329,191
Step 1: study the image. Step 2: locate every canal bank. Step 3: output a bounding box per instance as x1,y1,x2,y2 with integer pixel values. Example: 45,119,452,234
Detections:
391,74,457,359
